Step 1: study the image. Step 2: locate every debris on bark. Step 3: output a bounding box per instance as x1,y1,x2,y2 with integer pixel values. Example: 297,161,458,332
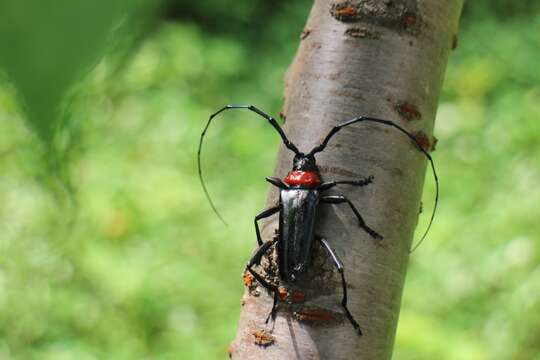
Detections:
431,135,438,151
300,28,312,40
277,286,306,303
331,3,359,21
253,329,275,347
279,109,287,123
243,270,261,297
243,271,254,287
452,34,459,49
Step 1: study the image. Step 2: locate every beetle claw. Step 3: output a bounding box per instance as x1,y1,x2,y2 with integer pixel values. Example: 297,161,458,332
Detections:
365,227,383,240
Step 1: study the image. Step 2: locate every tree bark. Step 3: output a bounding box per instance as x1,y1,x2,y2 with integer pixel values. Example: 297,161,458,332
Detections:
230,1,463,359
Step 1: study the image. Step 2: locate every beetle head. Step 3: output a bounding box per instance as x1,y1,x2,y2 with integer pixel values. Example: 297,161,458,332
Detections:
292,153,318,172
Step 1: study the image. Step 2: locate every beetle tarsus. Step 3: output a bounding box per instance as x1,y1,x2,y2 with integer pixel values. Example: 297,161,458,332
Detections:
320,195,383,240
265,291,279,324
364,226,383,240
318,175,374,191
354,175,374,186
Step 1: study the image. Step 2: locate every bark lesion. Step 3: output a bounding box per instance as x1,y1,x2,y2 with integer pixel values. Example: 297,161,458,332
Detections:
344,26,381,39
330,0,421,35
243,230,349,327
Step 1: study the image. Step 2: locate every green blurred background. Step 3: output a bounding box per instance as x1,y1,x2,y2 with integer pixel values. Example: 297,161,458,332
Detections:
0,1,539,359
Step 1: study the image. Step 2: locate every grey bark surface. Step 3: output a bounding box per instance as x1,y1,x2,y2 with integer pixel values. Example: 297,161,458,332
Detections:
230,1,463,359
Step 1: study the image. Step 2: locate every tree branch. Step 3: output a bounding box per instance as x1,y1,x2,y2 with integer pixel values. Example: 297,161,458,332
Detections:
230,0,463,358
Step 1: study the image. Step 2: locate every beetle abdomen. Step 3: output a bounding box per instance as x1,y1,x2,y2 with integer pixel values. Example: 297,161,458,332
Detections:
278,189,319,282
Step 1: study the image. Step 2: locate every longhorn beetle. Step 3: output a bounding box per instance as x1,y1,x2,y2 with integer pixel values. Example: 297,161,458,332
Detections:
198,105,438,335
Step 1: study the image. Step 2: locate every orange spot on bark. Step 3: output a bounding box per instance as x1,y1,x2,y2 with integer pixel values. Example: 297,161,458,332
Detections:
252,329,275,347
330,3,360,21
413,131,436,153
243,272,254,287
277,286,306,303
294,308,334,322
336,6,357,17
404,13,417,26
396,102,421,121
291,291,306,303
277,286,288,301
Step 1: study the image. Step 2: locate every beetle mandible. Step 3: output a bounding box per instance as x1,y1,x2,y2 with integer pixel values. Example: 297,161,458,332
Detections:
198,105,438,335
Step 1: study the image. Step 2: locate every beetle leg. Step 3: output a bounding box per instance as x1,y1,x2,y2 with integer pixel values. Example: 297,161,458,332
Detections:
317,236,362,335
254,206,280,246
318,175,374,191
246,238,280,323
320,195,383,240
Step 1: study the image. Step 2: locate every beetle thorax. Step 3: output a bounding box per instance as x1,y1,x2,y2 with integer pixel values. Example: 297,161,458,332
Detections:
283,153,321,187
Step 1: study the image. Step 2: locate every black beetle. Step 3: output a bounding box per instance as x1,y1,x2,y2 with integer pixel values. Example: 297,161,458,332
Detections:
198,105,438,334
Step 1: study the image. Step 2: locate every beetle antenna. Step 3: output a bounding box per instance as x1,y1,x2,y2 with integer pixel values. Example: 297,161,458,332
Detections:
309,116,438,252
198,105,300,225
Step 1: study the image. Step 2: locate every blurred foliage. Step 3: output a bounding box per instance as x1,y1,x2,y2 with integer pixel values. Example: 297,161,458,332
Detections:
0,0,539,359
0,0,160,182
